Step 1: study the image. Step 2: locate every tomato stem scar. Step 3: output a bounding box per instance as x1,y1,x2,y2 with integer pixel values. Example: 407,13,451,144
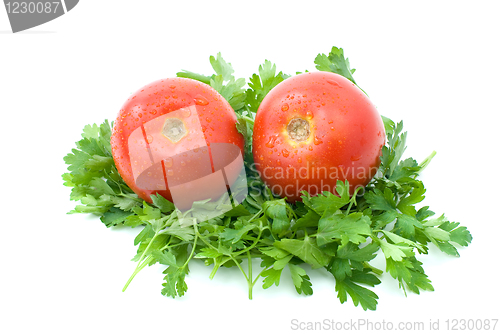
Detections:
162,117,187,142
287,117,311,142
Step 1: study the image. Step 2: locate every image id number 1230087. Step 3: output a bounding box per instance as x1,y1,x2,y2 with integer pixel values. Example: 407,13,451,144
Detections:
5,2,59,14
446,319,498,331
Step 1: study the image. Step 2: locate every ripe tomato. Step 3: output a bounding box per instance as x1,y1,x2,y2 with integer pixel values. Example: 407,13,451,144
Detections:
111,78,245,207
252,72,385,202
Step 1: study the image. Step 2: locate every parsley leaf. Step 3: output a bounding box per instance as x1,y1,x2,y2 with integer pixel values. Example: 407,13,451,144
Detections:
314,46,357,84
314,46,366,94
177,53,247,112
246,60,289,111
263,198,291,237
334,269,380,311
274,236,331,269
316,212,372,247
289,264,313,295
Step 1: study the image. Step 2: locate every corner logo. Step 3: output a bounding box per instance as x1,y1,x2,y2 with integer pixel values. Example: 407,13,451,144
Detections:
3,0,79,33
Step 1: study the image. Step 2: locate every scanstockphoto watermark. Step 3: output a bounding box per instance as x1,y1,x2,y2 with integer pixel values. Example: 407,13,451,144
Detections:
248,162,378,198
250,161,379,182
290,318,499,331
290,318,426,331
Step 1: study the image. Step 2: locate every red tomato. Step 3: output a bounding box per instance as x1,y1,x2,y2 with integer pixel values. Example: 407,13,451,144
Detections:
252,72,385,202
111,78,245,207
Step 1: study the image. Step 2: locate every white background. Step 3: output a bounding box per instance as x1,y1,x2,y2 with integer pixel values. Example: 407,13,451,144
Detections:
1,1,499,333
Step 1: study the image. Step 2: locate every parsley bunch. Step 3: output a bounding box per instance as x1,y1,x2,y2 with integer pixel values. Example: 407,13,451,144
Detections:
63,46,472,311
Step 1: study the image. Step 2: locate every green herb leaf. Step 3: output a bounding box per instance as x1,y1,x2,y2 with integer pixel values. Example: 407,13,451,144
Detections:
316,212,372,247
274,236,330,269
334,269,380,311
263,198,291,236
246,60,289,111
289,264,313,295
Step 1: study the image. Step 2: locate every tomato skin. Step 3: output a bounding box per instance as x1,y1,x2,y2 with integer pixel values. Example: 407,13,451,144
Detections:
252,72,385,202
111,77,244,204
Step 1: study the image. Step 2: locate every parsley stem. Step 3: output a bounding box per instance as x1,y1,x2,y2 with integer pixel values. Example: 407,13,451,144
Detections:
119,193,143,203
345,201,354,215
231,255,249,282
229,254,250,291
193,222,217,251
180,233,198,271
252,269,264,287
363,262,383,276
247,209,264,224
247,251,253,300
239,115,255,124
232,221,265,257
122,232,160,292
160,241,188,251
122,254,154,292
417,150,437,175
209,260,222,279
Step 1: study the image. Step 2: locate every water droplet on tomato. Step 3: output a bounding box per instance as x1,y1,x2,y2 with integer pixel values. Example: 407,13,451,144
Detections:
308,146,313,151
206,117,211,123
167,169,174,176
265,135,278,148
306,111,314,119
297,157,302,163
327,80,342,88
314,136,323,145
169,85,176,89
281,103,289,111
146,135,153,144
282,149,290,157
164,157,173,168
350,155,361,161
181,108,191,118
259,155,264,161
194,94,209,106
180,161,186,166
277,159,281,165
